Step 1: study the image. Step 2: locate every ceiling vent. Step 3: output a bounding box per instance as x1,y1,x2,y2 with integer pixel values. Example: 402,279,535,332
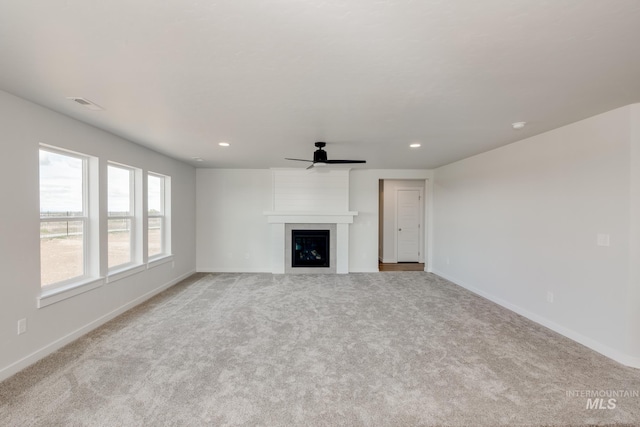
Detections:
66,97,104,111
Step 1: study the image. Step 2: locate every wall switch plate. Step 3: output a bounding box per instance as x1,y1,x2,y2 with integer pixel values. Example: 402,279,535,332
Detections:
547,291,554,303
597,234,610,247
17,318,27,335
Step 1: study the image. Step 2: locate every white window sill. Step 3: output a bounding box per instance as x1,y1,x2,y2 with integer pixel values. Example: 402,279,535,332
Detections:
147,254,174,269
107,264,146,284
38,277,105,308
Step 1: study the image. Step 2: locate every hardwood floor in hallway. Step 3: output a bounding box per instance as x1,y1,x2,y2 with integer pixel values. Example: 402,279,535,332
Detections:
378,262,425,272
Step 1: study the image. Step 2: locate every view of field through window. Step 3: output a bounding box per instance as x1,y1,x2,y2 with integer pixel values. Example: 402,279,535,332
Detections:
108,165,134,269
148,174,164,258
40,221,84,285
39,149,86,286
40,149,166,286
39,224,161,286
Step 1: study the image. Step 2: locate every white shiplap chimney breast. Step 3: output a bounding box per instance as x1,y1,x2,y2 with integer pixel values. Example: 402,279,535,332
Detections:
264,169,357,274
272,169,349,212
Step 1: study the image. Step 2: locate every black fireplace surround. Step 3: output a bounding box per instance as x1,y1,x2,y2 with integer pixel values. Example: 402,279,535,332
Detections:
291,229,330,268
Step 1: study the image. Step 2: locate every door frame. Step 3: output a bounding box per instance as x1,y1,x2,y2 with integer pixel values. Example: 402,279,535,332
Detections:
377,177,431,272
394,187,424,263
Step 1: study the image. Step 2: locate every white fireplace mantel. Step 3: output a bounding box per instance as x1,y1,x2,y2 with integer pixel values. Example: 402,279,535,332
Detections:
264,211,358,274
263,211,358,224
266,169,356,274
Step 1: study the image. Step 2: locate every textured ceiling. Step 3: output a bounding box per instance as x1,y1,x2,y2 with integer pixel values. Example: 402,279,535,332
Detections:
1,0,639,169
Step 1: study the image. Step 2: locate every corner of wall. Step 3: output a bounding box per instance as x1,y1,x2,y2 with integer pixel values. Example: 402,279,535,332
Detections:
627,103,640,360
431,104,640,367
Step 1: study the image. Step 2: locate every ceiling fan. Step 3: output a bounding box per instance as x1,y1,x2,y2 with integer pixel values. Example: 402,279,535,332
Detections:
285,142,366,169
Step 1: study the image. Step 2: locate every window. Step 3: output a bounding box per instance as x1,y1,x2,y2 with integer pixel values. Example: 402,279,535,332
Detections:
147,173,170,259
108,164,135,269
39,147,88,287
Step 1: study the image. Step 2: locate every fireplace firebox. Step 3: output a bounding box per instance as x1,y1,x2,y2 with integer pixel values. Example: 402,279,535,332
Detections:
291,230,330,268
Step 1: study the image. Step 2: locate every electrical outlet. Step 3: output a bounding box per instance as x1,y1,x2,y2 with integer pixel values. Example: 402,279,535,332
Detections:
171,261,175,268
17,318,27,335
547,291,554,303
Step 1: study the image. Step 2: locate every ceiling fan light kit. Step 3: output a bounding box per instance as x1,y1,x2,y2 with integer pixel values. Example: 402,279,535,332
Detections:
285,142,366,170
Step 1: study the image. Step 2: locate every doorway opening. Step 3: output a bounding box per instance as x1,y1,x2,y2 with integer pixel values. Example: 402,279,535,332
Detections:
378,179,427,271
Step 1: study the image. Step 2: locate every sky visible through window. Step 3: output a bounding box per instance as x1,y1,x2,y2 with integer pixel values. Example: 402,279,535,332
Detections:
108,165,131,215
39,149,83,215
148,175,162,214
40,149,161,216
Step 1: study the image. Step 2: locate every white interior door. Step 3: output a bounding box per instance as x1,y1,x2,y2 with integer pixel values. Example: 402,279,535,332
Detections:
396,189,421,262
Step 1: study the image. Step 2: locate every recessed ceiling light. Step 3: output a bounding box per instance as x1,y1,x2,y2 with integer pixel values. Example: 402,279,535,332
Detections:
512,121,526,130
409,143,421,148
218,142,230,147
191,157,204,162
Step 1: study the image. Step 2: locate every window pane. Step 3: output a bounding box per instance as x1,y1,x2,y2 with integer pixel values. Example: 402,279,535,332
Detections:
148,175,163,215
39,150,84,217
108,165,131,216
40,220,84,286
108,218,132,268
148,217,163,257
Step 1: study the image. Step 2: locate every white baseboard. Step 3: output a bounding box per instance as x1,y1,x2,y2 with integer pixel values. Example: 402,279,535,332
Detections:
432,269,640,369
199,267,385,274
196,267,271,273
0,270,196,382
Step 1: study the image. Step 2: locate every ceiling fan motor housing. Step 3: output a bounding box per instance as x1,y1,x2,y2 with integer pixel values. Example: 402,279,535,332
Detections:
313,147,328,163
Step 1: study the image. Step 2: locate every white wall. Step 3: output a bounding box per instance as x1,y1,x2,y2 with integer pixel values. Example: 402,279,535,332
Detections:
433,104,640,367
272,169,350,212
380,179,426,263
196,169,273,272
378,180,384,260
627,103,640,363
349,170,433,272
0,90,196,381
195,168,433,274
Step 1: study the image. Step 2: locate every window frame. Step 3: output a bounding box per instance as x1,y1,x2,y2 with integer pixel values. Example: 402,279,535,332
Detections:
107,162,139,272
37,146,176,307
39,145,91,289
147,172,171,261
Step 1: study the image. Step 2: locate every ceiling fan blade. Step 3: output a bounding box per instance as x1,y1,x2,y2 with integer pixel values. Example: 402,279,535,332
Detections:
325,160,367,164
286,143,367,168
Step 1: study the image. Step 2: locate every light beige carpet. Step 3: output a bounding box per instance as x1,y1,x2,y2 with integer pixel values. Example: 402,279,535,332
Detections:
1,272,639,426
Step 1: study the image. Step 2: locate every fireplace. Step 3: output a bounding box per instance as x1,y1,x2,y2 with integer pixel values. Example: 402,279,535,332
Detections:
292,229,330,268
281,223,337,274
264,169,357,274
265,213,357,274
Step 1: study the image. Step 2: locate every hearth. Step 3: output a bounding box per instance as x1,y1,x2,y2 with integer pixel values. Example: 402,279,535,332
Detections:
291,229,330,268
